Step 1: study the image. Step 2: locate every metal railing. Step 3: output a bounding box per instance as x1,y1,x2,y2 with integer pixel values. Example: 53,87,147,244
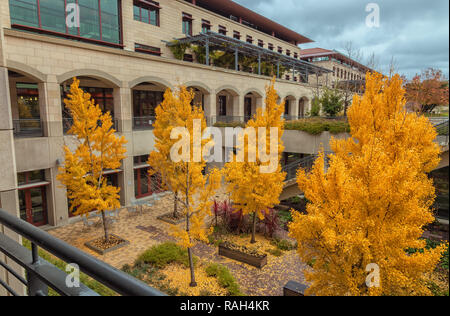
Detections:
12,119,44,137
0,208,165,296
63,118,119,134
433,120,449,146
282,152,332,181
133,116,156,130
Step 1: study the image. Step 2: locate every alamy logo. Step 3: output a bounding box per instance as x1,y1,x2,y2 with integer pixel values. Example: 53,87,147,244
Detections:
365,3,380,28
66,3,80,28
365,263,380,288
65,263,80,288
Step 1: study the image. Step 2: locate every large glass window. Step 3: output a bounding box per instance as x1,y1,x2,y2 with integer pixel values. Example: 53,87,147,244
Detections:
182,13,193,36
134,155,162,199
9,0,121,45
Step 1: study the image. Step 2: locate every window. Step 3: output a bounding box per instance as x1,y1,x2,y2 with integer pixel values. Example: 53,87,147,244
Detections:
183,54,194,62
218,25,227,35
246,35,253,44
135,43,161,56
258,39,264,48
233,30,241,40
182,12,193,36
268,43,274,51
133,90,163,118
201,19,211,33
286,50,291,57
9,0,122,46
133,0,160,27
278,46,283,54
294,52,298,59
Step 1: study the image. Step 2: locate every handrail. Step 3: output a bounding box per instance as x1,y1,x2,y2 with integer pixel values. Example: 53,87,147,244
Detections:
0,208,165,296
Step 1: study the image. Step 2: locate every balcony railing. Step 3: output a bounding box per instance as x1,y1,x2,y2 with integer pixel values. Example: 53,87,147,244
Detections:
0,208,165,296
63,118,119,134
13,119,44,138
133,116,156,130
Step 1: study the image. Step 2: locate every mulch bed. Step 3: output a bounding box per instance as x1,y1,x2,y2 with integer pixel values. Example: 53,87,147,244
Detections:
84,234,129,255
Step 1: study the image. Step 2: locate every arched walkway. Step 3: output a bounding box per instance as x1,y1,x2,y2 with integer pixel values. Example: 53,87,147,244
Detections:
57,69,122,88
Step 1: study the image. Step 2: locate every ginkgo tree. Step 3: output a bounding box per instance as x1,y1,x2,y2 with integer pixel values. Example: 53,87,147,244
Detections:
290,72,447,296
224,79,286,244
58,78,127,243
149,86,221,287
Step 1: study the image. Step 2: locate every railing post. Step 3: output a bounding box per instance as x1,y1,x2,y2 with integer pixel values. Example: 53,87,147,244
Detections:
26,243,48,296
205,38,210,66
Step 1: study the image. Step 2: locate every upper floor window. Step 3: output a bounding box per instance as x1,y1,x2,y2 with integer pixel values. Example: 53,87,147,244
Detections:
258,39,264,48
233,31,241,40
182,12,193,36
134,0,160,27
201,19,211,33
277,46,283,54
268,43,274,51
9,0,121,46
246,35,253,44
135,43,161,56
294,52,298,59
286,49,291,57
218,25,227,35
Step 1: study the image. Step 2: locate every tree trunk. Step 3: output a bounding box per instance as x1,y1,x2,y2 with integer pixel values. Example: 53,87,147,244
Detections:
101,211,109,242
186,212,197,287
250,212,257,244
173,191,179,218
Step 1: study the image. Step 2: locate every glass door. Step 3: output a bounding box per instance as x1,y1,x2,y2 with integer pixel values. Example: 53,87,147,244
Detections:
19,187,48,226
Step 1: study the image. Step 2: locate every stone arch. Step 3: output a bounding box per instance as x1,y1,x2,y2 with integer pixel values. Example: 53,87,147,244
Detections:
215,85,240,96
183,81,212,95
6,60,46,83
242,88,264,98
129,76,173,90
57,69,122,87
298,96,309,118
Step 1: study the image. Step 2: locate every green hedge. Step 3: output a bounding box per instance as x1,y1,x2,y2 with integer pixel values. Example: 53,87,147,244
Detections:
205,263,243,296
285,118,350,135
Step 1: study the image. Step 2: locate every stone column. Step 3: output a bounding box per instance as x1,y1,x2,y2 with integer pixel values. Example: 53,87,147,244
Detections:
232,95,243,121
113,85,134,207
0,23,25,295
203,93,215,126
289,98,299,119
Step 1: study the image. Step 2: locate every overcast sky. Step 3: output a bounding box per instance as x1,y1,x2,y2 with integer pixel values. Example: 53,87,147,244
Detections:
234,0,449,79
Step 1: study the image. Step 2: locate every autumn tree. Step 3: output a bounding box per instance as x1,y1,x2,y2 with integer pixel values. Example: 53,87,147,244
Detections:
289,72,447,296
224,79,286,244
405,68,449,113
58,78,127,242
149,86,221,287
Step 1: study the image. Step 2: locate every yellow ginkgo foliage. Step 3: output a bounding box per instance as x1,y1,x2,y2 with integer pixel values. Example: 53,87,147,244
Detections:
57,78,127,242
149,86,221,287
224,79,286,244
290,72,447,296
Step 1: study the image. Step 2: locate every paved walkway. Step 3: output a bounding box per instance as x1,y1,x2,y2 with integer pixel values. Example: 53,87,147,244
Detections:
48,193,308,296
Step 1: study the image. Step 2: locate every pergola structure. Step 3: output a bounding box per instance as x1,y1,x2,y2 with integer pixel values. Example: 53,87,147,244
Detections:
167,31,332,83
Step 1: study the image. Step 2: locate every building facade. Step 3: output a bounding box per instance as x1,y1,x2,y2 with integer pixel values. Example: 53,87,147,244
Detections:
300,47,371,89
0,0,331,229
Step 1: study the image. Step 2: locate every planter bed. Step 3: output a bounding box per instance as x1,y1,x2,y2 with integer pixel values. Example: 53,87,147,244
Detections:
84,234,130,255
218,242,267,269
157,213,186,225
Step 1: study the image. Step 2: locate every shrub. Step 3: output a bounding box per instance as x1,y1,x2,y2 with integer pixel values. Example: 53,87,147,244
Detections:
267,248,283,257
284,118,350,135
272,238,297,251
261,209,280,237
205,263,243,296
136,242,197,269
310,98,321,116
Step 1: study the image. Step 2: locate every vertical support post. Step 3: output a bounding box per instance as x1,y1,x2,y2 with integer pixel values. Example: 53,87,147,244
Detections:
26,243,49,296
277,61,280,78
205,38,210,66
235,47,238,71
292,67,295,81
258,53,261,75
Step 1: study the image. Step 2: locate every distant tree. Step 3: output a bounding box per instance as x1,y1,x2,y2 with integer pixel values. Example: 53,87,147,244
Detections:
320,86,344,117
58,78,127,242
290,72,447,296
405,68,449,113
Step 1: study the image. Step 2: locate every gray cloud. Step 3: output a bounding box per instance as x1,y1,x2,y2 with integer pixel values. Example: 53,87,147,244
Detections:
234,0,449,79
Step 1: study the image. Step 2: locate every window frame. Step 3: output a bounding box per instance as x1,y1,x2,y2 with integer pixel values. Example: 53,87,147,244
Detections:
133,0,160,27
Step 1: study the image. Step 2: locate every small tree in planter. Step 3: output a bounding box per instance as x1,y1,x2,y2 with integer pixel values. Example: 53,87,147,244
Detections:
149,86,222,287
57,78,127,243
320,86,344,117
224,79,286,244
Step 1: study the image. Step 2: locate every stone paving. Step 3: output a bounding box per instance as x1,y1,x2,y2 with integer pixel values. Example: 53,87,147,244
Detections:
48,192,308,296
